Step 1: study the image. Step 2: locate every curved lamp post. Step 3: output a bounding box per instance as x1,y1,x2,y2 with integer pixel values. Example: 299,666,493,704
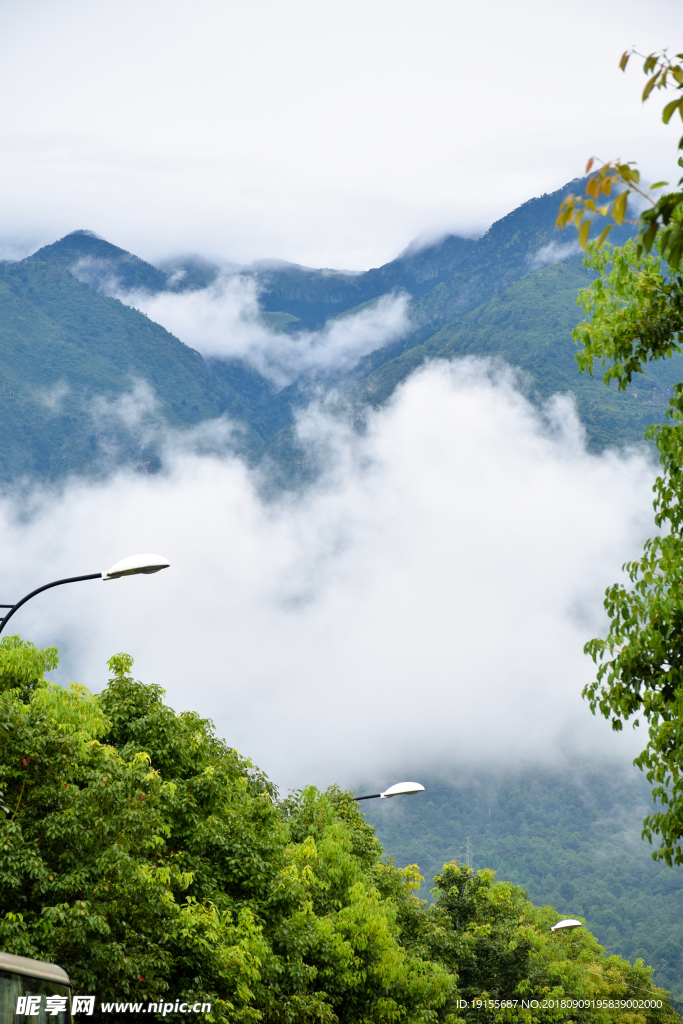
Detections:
0,553,170,636
354,781,425,801
550,919,583,932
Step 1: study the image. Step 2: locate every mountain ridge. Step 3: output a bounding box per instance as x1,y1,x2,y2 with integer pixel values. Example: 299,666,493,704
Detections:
0,178,664,484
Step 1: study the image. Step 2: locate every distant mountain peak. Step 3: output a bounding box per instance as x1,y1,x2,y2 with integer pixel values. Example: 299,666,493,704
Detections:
29,230,132,263
26,230,170,294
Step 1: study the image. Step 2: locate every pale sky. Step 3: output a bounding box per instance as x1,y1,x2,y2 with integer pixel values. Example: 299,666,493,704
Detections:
0,0,679,268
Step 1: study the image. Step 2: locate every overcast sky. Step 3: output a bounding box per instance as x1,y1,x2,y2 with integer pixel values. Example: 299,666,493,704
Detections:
0,0,678,268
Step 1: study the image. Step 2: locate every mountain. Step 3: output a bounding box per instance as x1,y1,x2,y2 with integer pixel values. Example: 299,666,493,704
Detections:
354,258,680,450
0,179,674,483
360,761,683,1002
29,229,171,293
251,179,627,333
0,242,291,480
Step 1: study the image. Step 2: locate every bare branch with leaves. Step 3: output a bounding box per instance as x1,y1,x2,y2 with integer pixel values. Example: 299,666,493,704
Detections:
556,50,683,269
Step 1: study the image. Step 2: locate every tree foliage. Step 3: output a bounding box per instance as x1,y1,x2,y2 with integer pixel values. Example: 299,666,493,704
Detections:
0,638,453,1022
400,862,678,1024
364,765,683,999
555,49,683,864
0,638,678,1022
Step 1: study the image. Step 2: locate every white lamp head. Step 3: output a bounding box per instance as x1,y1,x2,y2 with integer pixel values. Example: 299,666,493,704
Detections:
380,782,425,799
102,554,170,580
550,919,583,932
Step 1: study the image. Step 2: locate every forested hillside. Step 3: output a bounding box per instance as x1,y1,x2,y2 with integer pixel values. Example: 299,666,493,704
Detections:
355,259,682,449
0,178,677,485
0,246,287,479
1,637,679,1022
361,763,683,1001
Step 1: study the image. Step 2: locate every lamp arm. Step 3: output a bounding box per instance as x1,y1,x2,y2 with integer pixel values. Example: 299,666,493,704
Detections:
353,793,382,801
0,574,102,636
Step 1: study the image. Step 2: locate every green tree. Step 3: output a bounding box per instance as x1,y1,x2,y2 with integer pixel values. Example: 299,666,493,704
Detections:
554,51,683,864
397,862,678,1024
0,637,678,1022
0,637,453,1022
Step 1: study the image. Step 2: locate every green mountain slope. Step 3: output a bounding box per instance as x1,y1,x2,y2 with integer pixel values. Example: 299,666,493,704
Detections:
0,251,288,479
360,763,683,1001
355,258,680,449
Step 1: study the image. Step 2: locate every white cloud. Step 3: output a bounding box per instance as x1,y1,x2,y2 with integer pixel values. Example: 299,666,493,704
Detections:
527,239,581,270
113,275,411,385
81,378,244,473
38,381,70,412
0,359,656,792
71,255,131,296
90,379,159,431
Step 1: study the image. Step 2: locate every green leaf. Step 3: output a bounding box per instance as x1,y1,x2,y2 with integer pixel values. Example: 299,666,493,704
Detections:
643,76,658,101
595,225,613,248
642,221,659,252
612,190,628,225
663,98,683,125
578,219,591,249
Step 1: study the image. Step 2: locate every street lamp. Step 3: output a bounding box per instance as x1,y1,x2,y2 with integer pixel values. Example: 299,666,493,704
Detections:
550,919,583,932
0,553,170,636
354,781,425,801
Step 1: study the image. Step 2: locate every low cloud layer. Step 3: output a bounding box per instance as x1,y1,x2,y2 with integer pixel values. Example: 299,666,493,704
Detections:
528,239,580,270
0,360,656,791
113,273,410,385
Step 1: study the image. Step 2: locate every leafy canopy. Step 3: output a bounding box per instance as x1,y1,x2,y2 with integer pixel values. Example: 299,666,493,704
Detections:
555,49,683,865
0,637,452,1022
0,637,678,1022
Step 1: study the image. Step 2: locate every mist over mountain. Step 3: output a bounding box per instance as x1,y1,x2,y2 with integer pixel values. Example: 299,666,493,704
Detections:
0,177,678,487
